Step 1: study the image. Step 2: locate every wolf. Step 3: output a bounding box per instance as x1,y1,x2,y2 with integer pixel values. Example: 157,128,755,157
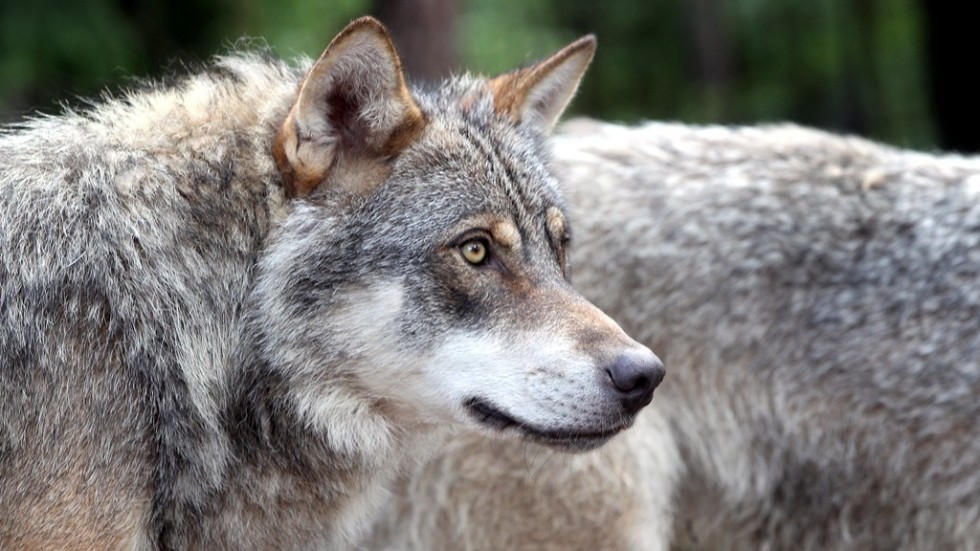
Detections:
364,120,980,550
0,18,665,550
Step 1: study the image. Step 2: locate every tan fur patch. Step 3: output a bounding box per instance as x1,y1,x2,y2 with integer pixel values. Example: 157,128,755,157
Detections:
488,74,529,123
488,35,596,125
545,206,567,242
540,289,632,358
546,206,569,275
324,152,394,197
491,219,522,250
383,93,428,156
271,113,313,198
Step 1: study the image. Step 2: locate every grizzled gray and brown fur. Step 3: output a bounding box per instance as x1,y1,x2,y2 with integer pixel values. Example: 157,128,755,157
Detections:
366,120,980,550
0,18,664,550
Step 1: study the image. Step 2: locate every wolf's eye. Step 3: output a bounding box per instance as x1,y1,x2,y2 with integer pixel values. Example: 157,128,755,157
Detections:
460,239,488,265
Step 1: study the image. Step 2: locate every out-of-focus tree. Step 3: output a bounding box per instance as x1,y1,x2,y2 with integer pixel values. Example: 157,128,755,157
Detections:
0,0,367,120
375,0,458,81
550,0,934,148
1,0,972,151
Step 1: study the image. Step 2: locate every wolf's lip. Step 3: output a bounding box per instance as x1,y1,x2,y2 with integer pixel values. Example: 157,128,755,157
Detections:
463,397,628,450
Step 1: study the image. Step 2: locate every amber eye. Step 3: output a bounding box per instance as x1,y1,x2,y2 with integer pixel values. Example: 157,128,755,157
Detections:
460,239,488,265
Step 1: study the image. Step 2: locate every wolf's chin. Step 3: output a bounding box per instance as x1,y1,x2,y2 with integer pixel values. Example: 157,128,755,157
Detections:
463,397,628,452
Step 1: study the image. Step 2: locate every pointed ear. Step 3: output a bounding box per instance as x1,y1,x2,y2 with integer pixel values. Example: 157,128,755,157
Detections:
488,35,596,133
273,17,427,198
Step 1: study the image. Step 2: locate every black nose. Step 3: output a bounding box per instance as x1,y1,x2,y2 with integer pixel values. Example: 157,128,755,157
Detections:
606,351,665,415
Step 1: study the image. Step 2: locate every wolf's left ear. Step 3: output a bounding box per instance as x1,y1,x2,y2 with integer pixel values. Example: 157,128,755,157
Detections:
274,17,426,198
488,35,596,133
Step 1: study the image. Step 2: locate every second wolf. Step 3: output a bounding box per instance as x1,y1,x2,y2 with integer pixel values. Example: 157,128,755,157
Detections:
365,120,980,550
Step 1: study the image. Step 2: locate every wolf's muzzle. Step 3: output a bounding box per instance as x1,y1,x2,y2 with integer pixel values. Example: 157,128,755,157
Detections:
605,350,665,414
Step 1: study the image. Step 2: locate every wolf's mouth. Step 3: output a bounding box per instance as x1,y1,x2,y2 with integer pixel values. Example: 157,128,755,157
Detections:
463,397,628,451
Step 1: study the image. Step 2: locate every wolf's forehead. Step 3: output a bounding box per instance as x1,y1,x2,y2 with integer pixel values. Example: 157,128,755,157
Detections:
426,115,560,200
387,111,565,240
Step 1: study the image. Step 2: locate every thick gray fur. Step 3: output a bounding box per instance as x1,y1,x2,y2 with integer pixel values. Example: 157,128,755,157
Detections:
365,120,980,550
0,27,657,549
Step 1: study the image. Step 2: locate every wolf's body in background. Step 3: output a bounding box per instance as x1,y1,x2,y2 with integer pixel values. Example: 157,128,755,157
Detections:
365,120,980,550
0,20,666,550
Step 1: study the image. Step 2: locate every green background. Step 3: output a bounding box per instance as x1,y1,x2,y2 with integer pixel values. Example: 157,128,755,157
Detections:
0,0,969,151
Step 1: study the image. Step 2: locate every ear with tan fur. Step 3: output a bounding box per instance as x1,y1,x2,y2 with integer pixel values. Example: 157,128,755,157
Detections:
273,17,426,198
489,35,596,132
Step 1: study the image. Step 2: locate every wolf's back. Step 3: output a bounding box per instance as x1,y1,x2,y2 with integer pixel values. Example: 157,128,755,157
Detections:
558,120,980,549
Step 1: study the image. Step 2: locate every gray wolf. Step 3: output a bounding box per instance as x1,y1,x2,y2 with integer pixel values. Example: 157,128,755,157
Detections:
364,120,980,550
0,19,663,550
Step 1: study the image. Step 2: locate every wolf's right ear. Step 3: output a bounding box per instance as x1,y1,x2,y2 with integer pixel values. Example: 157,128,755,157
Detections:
273,17,426,198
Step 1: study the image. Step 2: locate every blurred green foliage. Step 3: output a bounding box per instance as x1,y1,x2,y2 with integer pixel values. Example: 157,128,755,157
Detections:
553,0,933,147
0,0,935,148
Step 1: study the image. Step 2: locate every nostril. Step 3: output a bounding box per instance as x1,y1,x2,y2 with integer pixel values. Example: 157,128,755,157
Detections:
606,352,665,414
633,373,651,393
606,365,642,393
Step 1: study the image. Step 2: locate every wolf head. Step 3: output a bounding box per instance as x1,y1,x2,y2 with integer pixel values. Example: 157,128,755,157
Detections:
252,17,663,452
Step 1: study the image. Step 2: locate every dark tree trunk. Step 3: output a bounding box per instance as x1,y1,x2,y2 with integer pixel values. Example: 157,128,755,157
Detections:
685,0,733,116
374,0,458,83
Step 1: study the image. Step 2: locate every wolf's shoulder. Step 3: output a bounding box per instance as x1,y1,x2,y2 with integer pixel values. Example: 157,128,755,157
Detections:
0,51,299,320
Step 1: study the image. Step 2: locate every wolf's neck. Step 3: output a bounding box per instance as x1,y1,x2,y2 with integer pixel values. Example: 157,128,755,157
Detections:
166,361,435,550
